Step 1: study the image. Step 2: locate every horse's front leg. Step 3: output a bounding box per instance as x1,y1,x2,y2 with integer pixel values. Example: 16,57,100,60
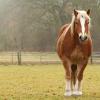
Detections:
62,58,72,96
73,61,88,96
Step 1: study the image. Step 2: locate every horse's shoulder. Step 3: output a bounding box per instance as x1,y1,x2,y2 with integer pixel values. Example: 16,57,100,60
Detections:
57,24,70,39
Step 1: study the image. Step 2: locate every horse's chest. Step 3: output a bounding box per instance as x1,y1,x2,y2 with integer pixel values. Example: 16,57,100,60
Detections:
70,46,86,64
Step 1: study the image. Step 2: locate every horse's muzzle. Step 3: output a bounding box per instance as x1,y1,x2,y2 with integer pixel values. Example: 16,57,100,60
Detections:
79,35,87,41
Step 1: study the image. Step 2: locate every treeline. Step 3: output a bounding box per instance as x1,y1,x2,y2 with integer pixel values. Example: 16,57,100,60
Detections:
0,0,100,51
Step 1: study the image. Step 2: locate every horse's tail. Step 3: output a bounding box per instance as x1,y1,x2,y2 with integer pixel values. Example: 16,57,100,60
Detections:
71,64,77,85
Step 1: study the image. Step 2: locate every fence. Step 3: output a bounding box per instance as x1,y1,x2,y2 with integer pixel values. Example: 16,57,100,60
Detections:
0,52,100,65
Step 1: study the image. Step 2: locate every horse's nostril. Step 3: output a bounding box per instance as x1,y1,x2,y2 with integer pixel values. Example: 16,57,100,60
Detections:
79,35,83,40
84,36,87,40
79,36,82,40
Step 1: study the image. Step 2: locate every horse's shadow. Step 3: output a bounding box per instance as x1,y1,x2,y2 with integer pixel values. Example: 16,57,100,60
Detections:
63,93,100,100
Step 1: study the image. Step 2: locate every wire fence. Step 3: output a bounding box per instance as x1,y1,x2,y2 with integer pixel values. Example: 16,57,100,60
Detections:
0,52,99,65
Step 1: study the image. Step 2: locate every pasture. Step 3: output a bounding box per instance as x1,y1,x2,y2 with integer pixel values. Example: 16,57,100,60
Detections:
0,64,100,100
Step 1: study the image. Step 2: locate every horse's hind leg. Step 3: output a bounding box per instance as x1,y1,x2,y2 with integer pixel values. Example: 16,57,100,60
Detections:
62,59,72,96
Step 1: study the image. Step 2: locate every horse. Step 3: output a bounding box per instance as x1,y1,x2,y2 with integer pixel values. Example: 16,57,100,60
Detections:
56,9,92,96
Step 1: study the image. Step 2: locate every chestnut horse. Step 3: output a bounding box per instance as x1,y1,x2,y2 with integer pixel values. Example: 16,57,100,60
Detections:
56,9,92,96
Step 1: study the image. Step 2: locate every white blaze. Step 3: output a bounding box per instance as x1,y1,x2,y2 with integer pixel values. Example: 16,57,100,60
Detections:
80,15,85,36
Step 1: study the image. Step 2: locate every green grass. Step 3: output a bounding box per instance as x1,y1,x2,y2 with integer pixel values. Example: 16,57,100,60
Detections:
0,64,100,100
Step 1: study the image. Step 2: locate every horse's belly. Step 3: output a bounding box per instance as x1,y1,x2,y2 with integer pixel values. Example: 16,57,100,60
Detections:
70,47,86,64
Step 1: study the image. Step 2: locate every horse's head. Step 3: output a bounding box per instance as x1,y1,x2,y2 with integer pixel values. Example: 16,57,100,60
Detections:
71,9,91,42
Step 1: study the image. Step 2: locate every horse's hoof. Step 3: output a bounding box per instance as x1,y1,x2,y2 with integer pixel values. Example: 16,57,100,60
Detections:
64,91,72,96
72,91,82,96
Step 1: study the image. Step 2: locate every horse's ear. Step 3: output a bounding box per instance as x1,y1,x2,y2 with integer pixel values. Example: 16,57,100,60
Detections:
74,9,78,17
87,9,90,15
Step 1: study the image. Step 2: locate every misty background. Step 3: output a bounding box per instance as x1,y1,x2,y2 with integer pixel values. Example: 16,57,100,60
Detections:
0,0,100,52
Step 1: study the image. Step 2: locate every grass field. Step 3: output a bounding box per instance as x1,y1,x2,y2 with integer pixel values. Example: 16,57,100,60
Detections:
0,64,100,100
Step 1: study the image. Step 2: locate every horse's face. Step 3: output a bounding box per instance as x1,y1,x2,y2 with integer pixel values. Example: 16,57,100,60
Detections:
74,9,91,41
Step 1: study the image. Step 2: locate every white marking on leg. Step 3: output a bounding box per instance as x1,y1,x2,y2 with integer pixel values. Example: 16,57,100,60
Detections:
73,80,82,96
66,80,71,90
64,80,72,96
75,79,79,90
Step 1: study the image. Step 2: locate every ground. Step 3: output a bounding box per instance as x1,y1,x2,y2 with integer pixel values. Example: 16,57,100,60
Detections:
0,64,100,100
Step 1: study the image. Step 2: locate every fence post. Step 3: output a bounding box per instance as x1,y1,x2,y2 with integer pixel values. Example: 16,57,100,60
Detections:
17,51,21,65
90,55,93,64
11,52,13,64
40,52,42,64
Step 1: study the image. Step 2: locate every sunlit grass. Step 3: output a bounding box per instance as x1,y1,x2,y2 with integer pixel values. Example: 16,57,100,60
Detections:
0,64,100,100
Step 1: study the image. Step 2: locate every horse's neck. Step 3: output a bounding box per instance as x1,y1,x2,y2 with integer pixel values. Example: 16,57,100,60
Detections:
62,24,82,45
73,32,80,45
66,26,80,45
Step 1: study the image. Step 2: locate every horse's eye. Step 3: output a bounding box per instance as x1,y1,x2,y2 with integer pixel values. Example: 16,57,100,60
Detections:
86,21,89,24
75,22,78,24
87,22,89,24
86,22,89,25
